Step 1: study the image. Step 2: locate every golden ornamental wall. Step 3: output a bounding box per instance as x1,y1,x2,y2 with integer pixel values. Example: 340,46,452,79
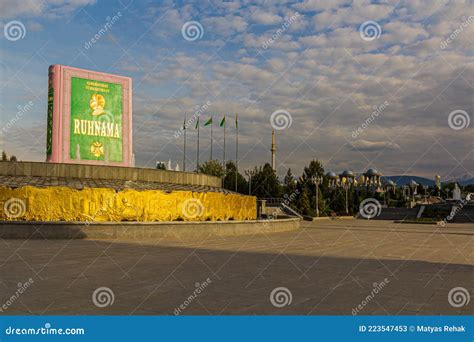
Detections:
0,186,256,222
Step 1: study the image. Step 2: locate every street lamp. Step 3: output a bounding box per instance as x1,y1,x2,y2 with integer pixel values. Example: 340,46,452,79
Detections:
422,185,428,203
409,180,418,203
339,170,354,215
341,182,350,214
244,169,256,195
311,175,323,217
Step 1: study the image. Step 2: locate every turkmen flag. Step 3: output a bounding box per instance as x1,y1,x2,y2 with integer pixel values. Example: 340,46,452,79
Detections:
183,117,186,130
220,116,226,127
195,117,199,129
235,113,238,128
204,117,213,126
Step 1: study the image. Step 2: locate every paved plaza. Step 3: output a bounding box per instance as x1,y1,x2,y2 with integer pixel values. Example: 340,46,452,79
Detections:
0,220,472,315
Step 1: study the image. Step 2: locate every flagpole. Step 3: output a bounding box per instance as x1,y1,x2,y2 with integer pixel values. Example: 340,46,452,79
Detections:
196,120,200,172
183,116,186,172
235,113,238,192
223,116,226,171
210,117,213,161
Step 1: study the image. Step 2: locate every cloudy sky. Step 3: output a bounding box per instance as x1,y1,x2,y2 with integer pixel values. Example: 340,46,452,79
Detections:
0,0,472,180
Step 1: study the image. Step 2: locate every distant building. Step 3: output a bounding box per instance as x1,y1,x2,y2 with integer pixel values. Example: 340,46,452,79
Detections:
453,183,461,201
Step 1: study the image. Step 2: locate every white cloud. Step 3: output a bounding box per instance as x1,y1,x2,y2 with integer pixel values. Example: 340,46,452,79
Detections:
351,139,401,152
0,0,44,18
203,15,248,36
312,2,393,30
383,21,429,45
2,0,473,178
0,0,96,19
294,0,349,12
250,10,282,25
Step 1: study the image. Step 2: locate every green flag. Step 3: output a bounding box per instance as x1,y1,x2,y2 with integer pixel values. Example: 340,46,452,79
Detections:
235,113,238,128
220,116,226,127
183,117,186,130
204,117,213,126
195,117,199,129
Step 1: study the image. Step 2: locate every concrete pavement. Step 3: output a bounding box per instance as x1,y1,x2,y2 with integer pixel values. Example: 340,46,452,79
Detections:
0,220,472,315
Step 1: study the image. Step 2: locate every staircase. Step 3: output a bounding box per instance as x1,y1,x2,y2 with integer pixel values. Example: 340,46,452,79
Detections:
370,207,419,221
263,198,303,219
281,203,304,219
450,204,474,223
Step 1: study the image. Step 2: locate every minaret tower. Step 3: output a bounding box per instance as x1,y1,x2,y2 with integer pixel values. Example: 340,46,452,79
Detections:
271,130,276,172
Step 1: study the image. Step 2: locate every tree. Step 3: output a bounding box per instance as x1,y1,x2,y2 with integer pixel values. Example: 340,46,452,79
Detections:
198,159,224,178
330,187,347,213
303,159,324,179
156,161,166,170
296,187,312,216
223,161,247,194
464,184,474,194
284,168,296,195
1,151,7,161
9,155,17,162
301,159,325,214
251,163,282,198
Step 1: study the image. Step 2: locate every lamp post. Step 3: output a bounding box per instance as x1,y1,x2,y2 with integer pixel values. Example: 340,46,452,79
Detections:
410,181,418,203
422,185,428,204
342,182,350,214
338,171,354,215
311,175,323,217
245,169,256,195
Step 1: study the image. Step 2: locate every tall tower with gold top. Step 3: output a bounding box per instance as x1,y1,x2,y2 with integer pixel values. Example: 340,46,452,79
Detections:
271,130,276,172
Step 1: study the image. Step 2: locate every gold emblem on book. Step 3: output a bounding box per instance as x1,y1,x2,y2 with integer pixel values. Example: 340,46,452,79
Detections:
90,94,105,116
90,141,104,157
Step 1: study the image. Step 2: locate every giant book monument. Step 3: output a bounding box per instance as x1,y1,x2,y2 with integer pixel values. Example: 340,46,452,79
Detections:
46,65,133,166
